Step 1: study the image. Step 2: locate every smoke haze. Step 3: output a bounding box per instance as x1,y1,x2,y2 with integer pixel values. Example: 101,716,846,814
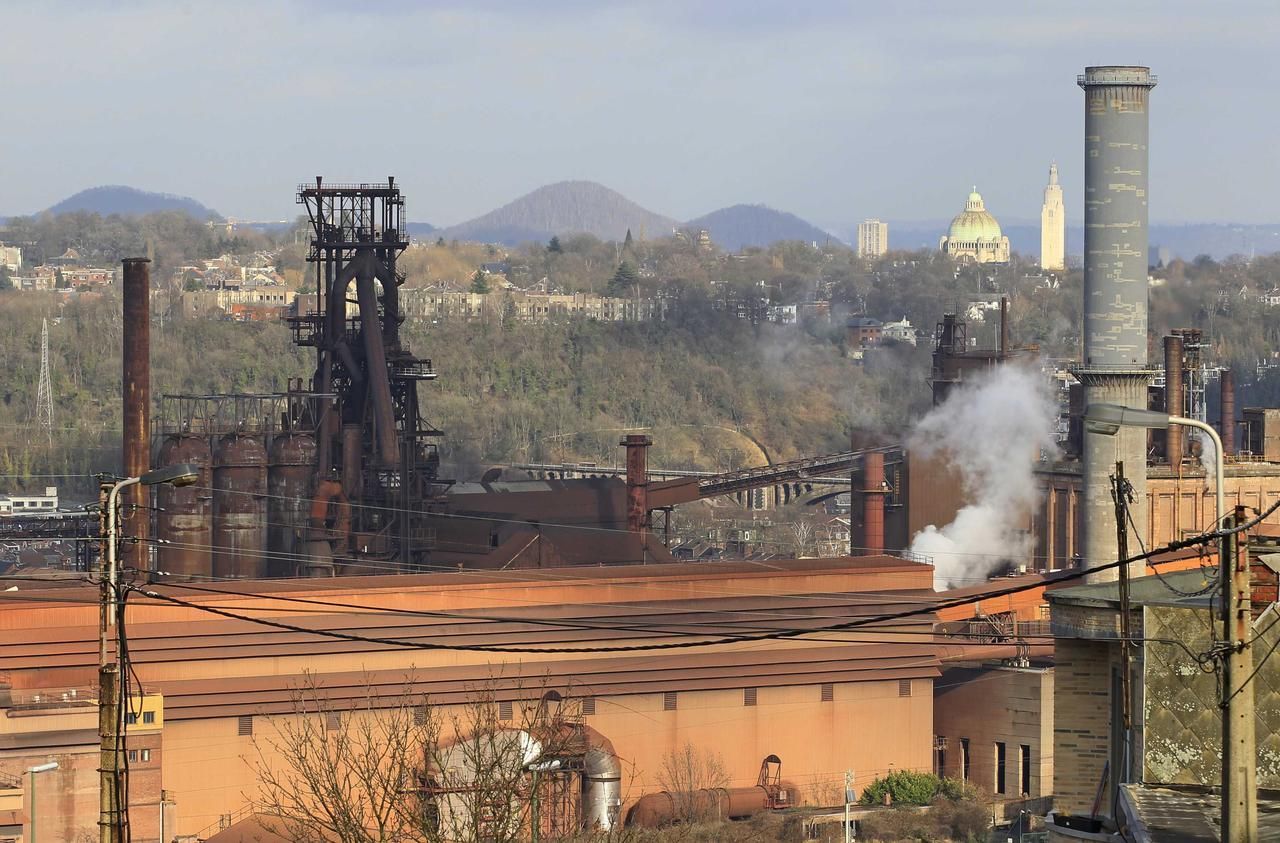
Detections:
908,364,1059,589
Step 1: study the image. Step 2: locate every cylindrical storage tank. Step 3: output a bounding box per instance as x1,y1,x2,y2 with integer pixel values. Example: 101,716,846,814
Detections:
268,433,316,577
154,433,212,580
213,432,268,579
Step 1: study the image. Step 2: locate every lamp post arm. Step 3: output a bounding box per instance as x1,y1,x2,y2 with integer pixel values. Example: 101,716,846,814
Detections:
1167,415,1225,531
106,476,141,629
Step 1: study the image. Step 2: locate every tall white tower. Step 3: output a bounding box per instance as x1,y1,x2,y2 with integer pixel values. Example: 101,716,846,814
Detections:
1040,163,1065,271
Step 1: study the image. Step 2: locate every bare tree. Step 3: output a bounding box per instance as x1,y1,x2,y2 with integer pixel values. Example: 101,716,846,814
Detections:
253,674,585,843
789,519,815,557
655,742,729,823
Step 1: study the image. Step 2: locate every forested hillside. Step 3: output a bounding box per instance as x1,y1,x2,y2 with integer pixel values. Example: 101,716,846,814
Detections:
3,209,1278,501
0,292,928,497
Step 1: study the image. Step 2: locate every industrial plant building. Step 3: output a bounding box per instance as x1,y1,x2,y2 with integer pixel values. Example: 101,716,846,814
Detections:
0,556,957,840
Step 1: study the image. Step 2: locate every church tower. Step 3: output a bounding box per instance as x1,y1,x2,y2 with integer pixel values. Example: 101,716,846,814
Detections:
1040,163,1065,270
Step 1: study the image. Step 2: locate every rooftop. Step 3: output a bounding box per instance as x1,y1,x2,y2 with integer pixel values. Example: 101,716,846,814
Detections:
1119,784,1280,842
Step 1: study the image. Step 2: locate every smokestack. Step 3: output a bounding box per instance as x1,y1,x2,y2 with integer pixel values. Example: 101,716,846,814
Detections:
621,435,652,533
122,258,152,574
1075,66,1156,582
1164,335,1185,463
999,297,1009,361
862,451,886,556
1221,368,1236,456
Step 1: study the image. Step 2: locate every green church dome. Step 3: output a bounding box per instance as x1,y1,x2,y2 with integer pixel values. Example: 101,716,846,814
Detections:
947,188,1003,242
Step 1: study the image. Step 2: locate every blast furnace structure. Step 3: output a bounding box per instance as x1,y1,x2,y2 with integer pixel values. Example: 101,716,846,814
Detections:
1074,66,1156,582
291,178,446,573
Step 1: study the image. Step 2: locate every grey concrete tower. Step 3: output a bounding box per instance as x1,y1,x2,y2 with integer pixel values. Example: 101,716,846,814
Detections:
1075,66,1157,582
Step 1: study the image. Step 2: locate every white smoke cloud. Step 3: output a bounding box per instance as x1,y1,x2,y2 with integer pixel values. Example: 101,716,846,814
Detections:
907,364,1059,590
1194,428,1217,490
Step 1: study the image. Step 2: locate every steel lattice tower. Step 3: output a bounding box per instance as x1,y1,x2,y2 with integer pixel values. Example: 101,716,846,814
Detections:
35,318,53,447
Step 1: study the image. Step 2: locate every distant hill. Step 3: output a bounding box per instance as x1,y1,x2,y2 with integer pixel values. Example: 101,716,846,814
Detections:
439,181,677,245
407,222,437,238
686,204,840,250
45,185,220,219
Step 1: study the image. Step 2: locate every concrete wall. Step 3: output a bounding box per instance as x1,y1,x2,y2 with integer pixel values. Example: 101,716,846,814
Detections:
934,667,1053,803
161,678,933,836
1034,464,1280,571
1051,637,1116,815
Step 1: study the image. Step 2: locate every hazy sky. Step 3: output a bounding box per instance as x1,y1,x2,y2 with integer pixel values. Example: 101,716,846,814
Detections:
3,1,1278,230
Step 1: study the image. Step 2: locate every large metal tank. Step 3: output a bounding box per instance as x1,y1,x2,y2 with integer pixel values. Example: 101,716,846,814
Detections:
154,433,212,580
267,432,316,577
213,432,268,579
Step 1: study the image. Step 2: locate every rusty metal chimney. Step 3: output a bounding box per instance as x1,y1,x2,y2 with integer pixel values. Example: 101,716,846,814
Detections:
1164,335,1185,464
1221,368,1236,457
122,258,151,574
861,450,886,556
621,435,652,533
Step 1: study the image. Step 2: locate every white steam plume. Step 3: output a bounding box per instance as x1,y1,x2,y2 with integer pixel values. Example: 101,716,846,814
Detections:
1194,428,1217,490
907,364,1059,590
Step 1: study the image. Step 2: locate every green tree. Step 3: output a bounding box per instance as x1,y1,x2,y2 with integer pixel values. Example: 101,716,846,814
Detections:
469,270,491,294
609,260,639,295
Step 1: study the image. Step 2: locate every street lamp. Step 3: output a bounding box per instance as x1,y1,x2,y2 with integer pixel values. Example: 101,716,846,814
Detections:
99,464,199,843
27,761,58,843
1083,404,1224,532
106,464,200,623
1084,402,1254,836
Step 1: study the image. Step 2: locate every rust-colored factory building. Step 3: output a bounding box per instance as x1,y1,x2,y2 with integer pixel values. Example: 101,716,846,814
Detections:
0,556,947,839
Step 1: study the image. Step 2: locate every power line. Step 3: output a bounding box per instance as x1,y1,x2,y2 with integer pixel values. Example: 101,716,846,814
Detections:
124,507,1262,656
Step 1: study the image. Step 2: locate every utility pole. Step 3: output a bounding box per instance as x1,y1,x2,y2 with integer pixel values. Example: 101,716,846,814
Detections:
1222,505,1258,841
97,480,122,843
844,769,854,843
1110,463,1132,785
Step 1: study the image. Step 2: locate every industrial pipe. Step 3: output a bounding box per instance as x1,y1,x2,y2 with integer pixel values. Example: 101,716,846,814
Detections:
1164,335,1185,463
580,726,622,831
862,450,886,556
121,258,151,575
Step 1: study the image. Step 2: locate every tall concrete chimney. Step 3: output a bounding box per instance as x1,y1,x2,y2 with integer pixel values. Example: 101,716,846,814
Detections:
1075,66,1157,582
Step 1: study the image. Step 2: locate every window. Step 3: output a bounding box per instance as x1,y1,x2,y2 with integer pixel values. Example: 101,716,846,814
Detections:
498,700,513,720
744,688,757,707
663,692,677,711
140,749,151,762
325,712,342,732
414,706,428,726
126,712,137,725
898,679,911,697
1020,745,1032,796
128,750,137,762
960,738,971,781
995,742,1007,795
143,711,155,724
237,715,253,736
581,697,596,716
821,683,834,702
935,738,947,778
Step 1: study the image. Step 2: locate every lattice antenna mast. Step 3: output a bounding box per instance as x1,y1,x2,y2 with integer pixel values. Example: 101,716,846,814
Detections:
35,318,54,446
